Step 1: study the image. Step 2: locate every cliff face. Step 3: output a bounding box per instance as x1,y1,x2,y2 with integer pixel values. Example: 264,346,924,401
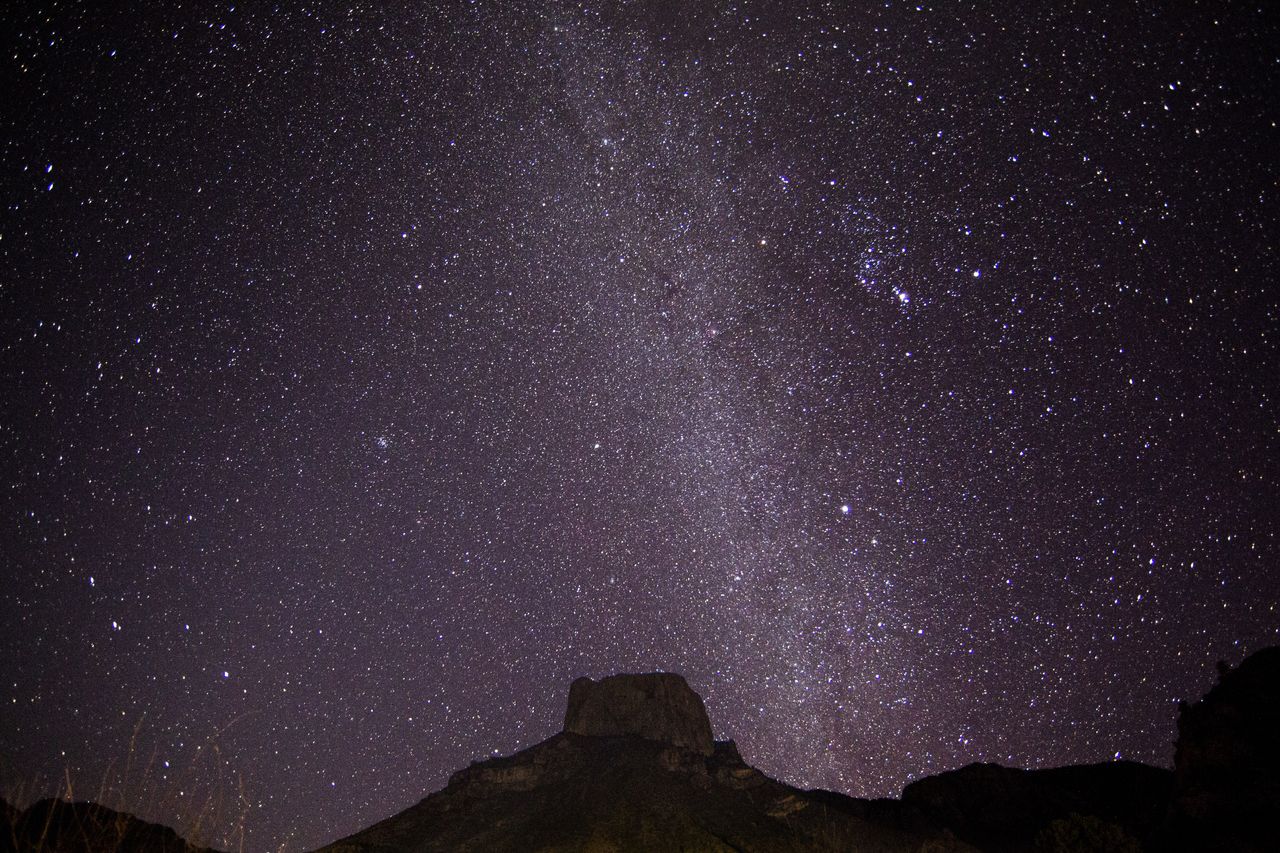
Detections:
563,673,715,756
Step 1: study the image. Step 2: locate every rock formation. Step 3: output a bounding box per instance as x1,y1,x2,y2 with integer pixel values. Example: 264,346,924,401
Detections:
562,673,715,755
314,650,1280,852
316,672,971,852
11,646,1277,851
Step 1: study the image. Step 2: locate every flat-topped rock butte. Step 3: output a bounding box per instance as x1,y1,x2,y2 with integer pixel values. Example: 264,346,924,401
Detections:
562,672,716,756
315,669,965,853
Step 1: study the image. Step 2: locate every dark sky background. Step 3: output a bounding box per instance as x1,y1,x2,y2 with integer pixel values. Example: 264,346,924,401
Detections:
2,2,1277,850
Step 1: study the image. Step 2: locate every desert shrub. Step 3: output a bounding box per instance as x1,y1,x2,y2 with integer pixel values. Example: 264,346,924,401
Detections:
1033,812,1143,853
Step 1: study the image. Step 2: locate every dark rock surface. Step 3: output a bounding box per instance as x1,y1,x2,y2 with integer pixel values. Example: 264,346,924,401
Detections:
1166,646,1280,852
0,798,218,853
562,672,715,756
900,760,1171,852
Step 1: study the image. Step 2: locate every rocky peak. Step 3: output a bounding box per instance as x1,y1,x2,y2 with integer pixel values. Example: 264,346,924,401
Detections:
562,672,715,755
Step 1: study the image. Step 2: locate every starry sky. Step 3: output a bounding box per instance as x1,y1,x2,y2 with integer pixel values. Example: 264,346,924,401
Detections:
2,2,1277,850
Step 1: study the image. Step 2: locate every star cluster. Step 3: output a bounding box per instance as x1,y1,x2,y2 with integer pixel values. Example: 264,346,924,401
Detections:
2,3,1276,850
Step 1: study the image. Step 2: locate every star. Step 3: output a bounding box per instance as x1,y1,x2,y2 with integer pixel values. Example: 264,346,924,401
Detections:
1,5,1271,850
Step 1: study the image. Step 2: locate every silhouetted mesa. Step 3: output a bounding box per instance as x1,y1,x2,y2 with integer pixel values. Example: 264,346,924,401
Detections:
315,672,972,852
12,649,1276,851
313,651,1280,852
562,672,716,755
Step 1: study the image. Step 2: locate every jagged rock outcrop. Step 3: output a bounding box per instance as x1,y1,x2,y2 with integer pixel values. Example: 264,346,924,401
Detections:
0,798,218,853
317,672,971,852
563,673,715,756
1166,646,1280,852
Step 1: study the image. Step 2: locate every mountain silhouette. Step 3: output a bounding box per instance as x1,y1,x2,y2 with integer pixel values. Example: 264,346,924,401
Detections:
316,672,971,852
6,648,1277,851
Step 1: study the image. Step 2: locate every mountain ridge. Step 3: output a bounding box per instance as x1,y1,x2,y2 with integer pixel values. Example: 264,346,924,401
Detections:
6,648,1276,851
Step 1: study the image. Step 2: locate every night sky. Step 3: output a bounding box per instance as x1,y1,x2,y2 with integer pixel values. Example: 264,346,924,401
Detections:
2,2,1277,850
